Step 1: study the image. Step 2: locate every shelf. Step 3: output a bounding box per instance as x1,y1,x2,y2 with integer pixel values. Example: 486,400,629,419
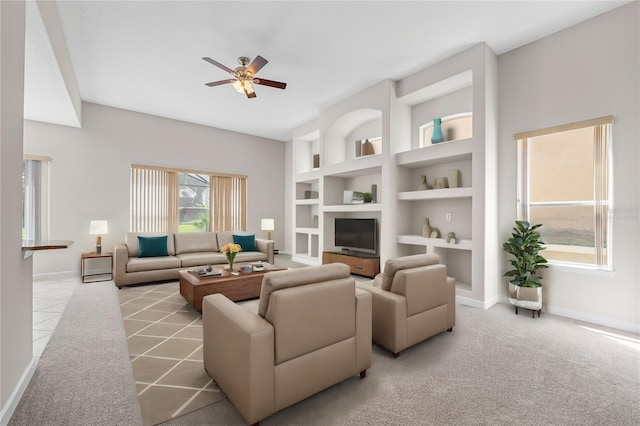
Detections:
324,203,383,213
295,170,321,182
397,187,472,201
324,155,382,178
396,137,473,168
397,235,472,250
296,227,320,235
295,199,320,205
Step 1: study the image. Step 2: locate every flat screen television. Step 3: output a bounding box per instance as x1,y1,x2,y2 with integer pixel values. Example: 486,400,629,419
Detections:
334,218,377,254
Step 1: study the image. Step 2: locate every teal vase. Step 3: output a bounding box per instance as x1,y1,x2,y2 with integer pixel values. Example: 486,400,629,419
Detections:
431,118,444,143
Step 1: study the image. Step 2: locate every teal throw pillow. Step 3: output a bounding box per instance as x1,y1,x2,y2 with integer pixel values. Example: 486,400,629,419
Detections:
138,235,169,257
233,234,257,252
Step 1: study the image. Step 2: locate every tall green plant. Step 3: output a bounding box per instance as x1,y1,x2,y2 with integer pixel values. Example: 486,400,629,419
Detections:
503,220,548,287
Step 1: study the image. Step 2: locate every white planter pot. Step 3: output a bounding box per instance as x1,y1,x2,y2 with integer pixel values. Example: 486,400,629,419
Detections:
508,283,542,317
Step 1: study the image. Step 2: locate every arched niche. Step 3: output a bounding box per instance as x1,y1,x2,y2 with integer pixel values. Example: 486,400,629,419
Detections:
324,108,382,166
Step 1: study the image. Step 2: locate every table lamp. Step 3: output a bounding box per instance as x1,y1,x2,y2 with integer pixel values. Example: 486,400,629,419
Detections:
89,220,109,254
261,218,274,240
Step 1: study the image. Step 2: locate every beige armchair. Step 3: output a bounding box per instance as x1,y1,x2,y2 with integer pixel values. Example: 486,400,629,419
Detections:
356,254,455,357
202,263,372,425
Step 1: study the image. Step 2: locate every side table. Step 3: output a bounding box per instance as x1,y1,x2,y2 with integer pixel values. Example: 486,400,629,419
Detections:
81,252,113,283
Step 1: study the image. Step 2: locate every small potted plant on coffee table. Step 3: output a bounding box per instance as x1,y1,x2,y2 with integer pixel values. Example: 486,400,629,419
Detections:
503,220,548,317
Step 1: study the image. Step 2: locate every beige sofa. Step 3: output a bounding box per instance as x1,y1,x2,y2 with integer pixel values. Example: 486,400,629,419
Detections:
356,253,455,357
202,263,372,425
114,231,274,288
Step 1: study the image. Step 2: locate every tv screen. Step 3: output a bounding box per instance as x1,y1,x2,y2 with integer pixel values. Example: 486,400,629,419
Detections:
335,218,377,253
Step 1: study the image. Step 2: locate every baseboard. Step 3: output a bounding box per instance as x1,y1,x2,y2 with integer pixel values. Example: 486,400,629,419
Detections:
456,295,499,310
0,357,38,426
33,269,77,281
497,296,639,333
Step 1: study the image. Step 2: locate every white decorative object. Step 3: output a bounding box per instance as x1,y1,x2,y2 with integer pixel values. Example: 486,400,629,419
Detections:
343,190,354,204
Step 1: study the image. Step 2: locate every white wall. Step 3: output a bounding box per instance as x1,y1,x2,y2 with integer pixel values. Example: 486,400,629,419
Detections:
1,1,37,422
23,102,286,275
498,2,640,331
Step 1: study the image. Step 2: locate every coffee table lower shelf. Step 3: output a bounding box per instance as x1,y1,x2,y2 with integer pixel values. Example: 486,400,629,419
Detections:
179,265,285,312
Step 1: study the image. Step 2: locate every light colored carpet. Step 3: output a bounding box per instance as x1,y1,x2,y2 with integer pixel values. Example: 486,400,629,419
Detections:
9,281,142,426
162,302,640,425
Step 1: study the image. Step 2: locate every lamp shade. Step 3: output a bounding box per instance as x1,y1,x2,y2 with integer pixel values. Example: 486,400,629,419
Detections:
89,220,109,235
261,218,274,231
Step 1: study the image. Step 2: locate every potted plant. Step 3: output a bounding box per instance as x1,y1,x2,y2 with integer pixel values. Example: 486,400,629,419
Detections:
503,220,548,317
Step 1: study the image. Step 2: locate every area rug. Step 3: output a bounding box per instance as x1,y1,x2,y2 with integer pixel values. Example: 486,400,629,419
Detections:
117,281,226,426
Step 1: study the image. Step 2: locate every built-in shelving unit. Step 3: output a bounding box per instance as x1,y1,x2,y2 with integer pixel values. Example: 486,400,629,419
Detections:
291,43,499,309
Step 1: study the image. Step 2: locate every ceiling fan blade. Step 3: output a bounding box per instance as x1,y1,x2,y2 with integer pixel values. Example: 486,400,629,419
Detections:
254,78,287,90
202,57,234,74
246,90,257,99
247,55,268,76
205,79,232,87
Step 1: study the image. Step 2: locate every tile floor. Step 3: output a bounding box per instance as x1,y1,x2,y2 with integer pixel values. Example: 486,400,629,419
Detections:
32,276,80,356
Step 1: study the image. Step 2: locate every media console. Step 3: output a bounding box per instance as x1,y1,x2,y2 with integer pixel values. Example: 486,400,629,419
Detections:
322,251,380,278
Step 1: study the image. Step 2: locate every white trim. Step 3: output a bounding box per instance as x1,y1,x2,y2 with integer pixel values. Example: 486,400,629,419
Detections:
456,295,499,310
497,298,639,333
546,263,615,277
0,357,38,426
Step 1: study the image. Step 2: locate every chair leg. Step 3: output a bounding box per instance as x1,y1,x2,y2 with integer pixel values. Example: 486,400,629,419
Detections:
515,306,518,315
360,370,367,379
532,309,535,318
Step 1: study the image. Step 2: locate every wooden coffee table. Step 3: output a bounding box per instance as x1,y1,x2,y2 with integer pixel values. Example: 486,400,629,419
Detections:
179,263,286,312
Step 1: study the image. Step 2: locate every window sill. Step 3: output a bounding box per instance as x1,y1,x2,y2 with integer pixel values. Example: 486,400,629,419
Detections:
546,262,615,277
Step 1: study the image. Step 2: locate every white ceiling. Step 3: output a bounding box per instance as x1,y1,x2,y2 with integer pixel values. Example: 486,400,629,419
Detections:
24,1,630,141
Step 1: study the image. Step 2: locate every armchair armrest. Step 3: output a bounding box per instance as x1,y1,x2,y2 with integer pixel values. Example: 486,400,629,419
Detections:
356,282,407,355
355,288,372,374
202,294,275,425
113,243,129,287
255,238,274,264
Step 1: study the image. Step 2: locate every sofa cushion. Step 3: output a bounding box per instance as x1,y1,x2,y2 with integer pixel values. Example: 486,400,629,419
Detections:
177,252,227,268
380,253,440,291
126,256,181,273
258,263,351,318
126,232,176,257
138,235,169,257
235,251,268,263
266,279,356,365
216,231,234,248
174,232,219,254
233,234,257,252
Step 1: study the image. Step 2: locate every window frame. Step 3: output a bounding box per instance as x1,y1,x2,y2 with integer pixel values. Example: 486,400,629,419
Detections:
515,116,613,271
22,155,51,242
130,164,247,233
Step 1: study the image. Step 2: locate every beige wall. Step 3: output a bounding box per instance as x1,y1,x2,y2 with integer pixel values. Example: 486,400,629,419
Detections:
23,102,286,276
498,1,639,331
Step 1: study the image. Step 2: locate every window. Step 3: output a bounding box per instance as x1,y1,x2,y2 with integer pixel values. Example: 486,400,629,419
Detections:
22,155,51,241
130,165,246,233
516,116,612,270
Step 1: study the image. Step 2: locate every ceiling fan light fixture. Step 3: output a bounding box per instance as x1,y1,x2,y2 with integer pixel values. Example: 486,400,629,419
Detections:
232,79,244,93
243,80,255,94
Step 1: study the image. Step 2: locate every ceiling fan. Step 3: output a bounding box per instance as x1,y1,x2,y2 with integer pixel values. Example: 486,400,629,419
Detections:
202,55,287,98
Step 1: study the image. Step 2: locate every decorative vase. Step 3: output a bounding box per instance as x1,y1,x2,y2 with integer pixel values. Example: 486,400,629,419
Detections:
362,139,375,156
371,184,377,203
418,175,431,190
434,177,449,189
449,169,460,188
421,218,432,238
508,283,543,317
431,118,444,143
226,253,236,270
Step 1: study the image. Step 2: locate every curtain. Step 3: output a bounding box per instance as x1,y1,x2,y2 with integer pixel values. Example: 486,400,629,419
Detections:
130,167,178,232
210,175,247,231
